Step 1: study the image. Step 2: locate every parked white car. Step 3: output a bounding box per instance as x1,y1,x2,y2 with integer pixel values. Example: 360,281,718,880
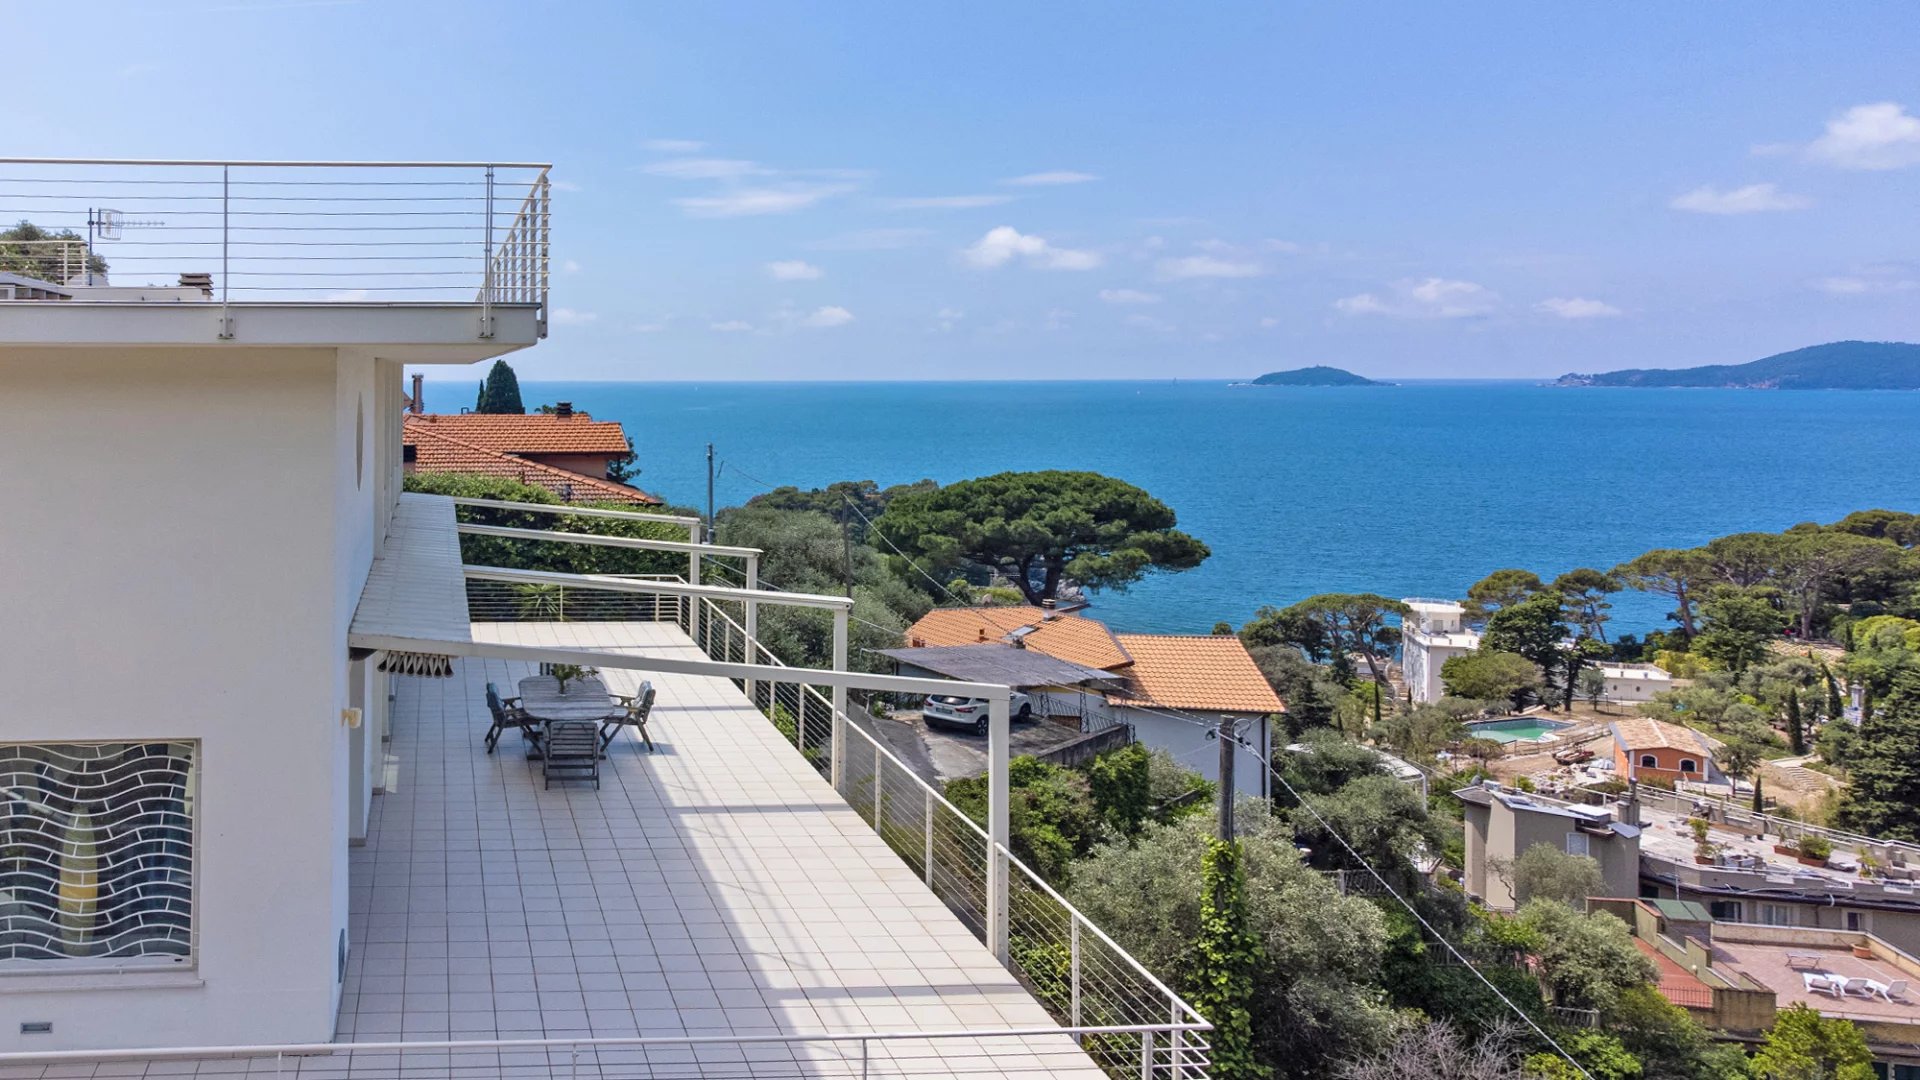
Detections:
923,691,1034,735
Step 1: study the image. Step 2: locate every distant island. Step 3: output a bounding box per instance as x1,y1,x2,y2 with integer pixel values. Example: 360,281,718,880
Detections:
1555,340,1920,390
1243,366,1386,387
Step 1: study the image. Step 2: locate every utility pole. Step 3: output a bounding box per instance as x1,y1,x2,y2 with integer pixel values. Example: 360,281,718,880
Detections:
840,516,855,598
1216,717,1236,841
705,443,716,544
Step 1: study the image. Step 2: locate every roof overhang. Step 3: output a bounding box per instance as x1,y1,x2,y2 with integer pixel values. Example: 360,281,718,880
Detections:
0,301,540,363
877,644,1117,689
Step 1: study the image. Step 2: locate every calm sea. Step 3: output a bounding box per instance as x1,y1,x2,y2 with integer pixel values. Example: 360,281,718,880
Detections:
426,379,1920,637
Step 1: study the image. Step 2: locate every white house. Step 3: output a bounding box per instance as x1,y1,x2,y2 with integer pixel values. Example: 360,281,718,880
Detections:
0,158,1201,1074
1400,598,1481,704
1594,663,1674,703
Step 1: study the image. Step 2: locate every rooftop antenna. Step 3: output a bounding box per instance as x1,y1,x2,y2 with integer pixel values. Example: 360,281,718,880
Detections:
85,208,165,285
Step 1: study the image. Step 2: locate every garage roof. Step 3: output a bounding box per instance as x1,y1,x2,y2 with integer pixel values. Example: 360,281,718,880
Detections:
877,644,1118,690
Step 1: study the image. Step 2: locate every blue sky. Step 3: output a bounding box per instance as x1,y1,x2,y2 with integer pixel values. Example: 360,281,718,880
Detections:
11,2,1920,379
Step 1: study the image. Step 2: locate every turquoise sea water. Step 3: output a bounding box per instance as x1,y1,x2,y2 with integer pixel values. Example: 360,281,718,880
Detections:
431,379,1920,637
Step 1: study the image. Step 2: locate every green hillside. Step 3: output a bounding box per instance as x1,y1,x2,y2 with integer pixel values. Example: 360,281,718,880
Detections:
1556,341,1920,389
1249,365,1383,386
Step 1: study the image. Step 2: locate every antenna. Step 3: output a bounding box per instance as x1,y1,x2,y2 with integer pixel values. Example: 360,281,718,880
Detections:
84,208,166,285
96,209,122,240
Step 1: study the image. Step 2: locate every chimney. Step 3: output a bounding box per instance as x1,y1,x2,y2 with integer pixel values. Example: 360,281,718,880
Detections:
1042,599,1057,621
410,373,424,415
554,401,574,418
178,272,213,298
976,628,988,643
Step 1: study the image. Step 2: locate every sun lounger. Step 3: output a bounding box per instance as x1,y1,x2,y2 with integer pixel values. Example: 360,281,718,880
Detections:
1839,976,1876,999
1865,978,1910,1003
1802,972,1844,998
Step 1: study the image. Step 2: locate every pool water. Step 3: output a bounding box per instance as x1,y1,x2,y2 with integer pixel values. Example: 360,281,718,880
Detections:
1467,718,1573,744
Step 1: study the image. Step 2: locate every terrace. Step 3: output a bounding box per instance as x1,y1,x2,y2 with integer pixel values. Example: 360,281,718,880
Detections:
0,493,1203,1079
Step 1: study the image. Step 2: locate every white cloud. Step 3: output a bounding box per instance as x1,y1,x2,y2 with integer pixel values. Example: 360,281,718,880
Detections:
1813,274,1920,295
630,321,666,333
1670,183,1811,215
1804,102,1920,171
1002,171,1099,186
799,305,855,329
1258,316,1280,328
962,226,1102,271
884,194,1016,210
550,179,582,193
642,158,768,180
766,259,823,281
1335,277,1499,319
561,259,582,274
675,184,854,218
550,307,597,326
1536,297,1622,319
644,138,706,153
1124,313,1176,333
1099,288,1162,305
933,307,964,332
812,228,931,251
1156,254,1262,279
710,320,754,333
1263,239,1305,254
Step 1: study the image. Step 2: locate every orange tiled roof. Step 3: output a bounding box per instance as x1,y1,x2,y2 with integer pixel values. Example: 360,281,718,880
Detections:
905,607,1133,670
1610,717,1716,756
1106,634,1285,714
404,412,632,456
404,425,661,505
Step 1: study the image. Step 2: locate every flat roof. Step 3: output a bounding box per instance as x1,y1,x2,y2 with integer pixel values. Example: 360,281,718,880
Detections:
0,300,541,362
878,644,1116,689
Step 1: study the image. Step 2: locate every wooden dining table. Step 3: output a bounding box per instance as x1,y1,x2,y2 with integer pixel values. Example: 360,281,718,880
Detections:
517,675,619,757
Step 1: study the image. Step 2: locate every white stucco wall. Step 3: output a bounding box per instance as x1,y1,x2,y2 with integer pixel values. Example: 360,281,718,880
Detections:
1118,707,1271,800
0,346,368,1051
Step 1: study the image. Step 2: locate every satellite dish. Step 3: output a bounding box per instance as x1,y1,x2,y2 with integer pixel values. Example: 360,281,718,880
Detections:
97,210,123,240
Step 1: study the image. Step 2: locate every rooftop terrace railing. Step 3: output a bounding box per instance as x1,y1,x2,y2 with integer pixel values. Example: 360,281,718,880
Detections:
0,157,551,336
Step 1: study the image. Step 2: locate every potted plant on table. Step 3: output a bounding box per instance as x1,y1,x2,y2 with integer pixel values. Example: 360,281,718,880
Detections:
1691,818,1719,864
549,664,599,694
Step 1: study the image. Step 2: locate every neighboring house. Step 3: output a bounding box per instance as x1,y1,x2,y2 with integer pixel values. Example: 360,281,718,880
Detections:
404,419,660,505
402,403,635,479
1400,597,1480,704
1611,717,1722,786
903,606,1284,798
1591,898,1920,1074
878,643,1117,724
1456,781,1642,910
1593,663,1674,703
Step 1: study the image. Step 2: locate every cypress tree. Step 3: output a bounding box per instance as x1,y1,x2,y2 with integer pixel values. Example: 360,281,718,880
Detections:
1752,773,1765,814
1786,687,1805,755
475,359,526,414
1824,664,1845,722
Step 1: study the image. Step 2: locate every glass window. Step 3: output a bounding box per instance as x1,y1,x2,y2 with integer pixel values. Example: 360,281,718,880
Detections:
1640,754,1658,768
1680,759,1698,773
1566,832,1590,857
1708,900,1743,922
0,742,195,972
1761,903,1797,927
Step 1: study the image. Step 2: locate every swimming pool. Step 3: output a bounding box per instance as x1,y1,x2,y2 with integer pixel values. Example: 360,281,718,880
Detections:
1467,718,1574,744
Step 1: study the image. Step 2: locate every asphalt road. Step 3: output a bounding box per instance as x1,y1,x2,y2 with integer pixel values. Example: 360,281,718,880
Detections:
872,710,1087,784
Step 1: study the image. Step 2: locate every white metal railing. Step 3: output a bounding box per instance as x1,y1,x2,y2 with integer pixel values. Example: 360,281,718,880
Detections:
0,1027,1208,1079
692,596,1212,1078
0,158,551,335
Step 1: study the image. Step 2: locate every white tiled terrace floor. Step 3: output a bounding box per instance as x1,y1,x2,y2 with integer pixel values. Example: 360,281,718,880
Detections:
340,620,1106,1078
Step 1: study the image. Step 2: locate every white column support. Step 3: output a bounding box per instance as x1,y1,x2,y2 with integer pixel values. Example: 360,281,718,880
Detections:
744,554,760,700
686,521,703,644
987,689,1011,965
830,608,849,793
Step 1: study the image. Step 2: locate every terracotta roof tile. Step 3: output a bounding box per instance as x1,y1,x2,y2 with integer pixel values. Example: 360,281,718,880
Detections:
404,412,632,455
404,425,661,505
1106,634,1285,714
904,607,1133,670
1609,717,1716,755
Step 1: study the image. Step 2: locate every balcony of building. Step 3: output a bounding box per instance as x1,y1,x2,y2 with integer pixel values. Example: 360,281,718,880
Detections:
0,158,548,359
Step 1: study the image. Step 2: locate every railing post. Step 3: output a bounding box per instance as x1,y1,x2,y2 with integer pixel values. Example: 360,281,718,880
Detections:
1169,999,1184,1076
687,522,702,645
218,164,233,339
873,743,884,828
480,165,495,339
1070,919,1082,1038
744,554,760,700
795,686,806,750
987,690,1010,965
1140,1031,1153,1079
830,609,849,793
923,789,934,888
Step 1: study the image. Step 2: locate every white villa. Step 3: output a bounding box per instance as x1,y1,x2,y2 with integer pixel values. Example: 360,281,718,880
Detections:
1593,663,1674,703
0,158,1206,1078
1399,598,1481,704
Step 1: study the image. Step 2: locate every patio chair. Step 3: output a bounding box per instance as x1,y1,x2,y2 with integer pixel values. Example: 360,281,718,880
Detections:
543,720,600,790
484,682,537,755
601,682,656,753
1840,976,1876,999
1802,972,1844,998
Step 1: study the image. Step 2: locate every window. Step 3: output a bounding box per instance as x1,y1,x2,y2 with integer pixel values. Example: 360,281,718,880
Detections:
1708,900,1743,922
1640,754,1658,768
1848,911,1868,932
1760,903,1797,927
0,742,195,971
1679,759,1698,774
1565,832,1590,857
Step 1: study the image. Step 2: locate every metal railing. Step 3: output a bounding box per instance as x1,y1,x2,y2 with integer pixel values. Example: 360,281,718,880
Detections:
0,158,551,334
691,596,1212,1078
0,1027,1206,1079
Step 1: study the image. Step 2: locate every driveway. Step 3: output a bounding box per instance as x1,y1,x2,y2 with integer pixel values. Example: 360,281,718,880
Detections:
880,710,1092,784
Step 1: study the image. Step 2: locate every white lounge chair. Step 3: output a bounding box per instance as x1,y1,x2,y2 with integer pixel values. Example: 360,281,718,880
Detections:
1867,978,1909,1003
1839,976,1876,999
1802,972,1844,998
